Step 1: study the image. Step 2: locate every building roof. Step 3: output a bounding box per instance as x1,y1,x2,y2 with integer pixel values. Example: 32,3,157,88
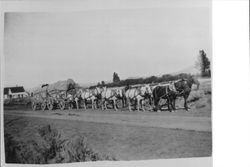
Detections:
4,86,25,95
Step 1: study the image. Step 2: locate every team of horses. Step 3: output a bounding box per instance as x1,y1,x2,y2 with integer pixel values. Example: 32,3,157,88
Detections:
72,76,200,112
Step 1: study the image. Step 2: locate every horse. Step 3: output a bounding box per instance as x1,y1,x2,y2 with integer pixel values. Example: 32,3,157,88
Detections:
66,88,78,109
152,82,177,112
74,88,83,110
173,76,200,111
77,87,101,110
125,84,152,112
91,87,102,108
113,87,127,108
100,87,119,110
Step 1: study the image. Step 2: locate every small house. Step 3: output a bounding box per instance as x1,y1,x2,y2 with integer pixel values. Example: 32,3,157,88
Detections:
4,86,28,99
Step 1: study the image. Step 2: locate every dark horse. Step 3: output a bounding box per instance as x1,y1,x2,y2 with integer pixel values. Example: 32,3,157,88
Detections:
173,76,200,111
152,84,177,112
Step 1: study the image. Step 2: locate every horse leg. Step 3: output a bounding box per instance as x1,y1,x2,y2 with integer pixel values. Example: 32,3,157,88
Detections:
128,99,132,112
173,96,176,111
75,99,79,110
124,97,127,107
141,100,145,112
83,99,87,110
170,96,176,112
154,98,160,112
101,99,104,110
92,99,96,110
123,98,126,107
122,98,125,108
137,99,140,112
150,97,154,111
184,96,189,111
172,99,176,112
121,98,124,108
105,100,108,110
91,99,93,109
95,100,97,110
167,98,172,112
113,99,117,111
149,97,153,106
104,100,106,110
76,101,79,110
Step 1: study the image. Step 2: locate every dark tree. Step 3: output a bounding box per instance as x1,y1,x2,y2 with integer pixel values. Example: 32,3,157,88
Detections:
113,72,120,83
196,50,211,77
101,81,105,86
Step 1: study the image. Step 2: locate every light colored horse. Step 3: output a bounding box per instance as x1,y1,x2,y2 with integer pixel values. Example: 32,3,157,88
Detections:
101,87,118,110
77,87,101,110
125,84,152,111
73,89,82,109
112,87,127,108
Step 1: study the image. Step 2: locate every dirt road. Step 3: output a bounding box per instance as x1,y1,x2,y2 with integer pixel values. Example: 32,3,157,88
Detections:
5,109,211,132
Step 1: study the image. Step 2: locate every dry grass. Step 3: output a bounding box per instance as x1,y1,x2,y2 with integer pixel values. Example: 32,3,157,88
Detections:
188,78,211,102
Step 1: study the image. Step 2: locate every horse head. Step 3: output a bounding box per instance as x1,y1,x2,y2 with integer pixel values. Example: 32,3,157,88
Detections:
145,84,152,95
114,88,123,98
97,87,102,94
92,87,102,99
76,89,83,98
140,84,152,97
173,79,183,91
168,82,177,92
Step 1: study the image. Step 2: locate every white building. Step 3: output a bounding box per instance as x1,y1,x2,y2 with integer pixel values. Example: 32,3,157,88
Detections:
4,86,29,99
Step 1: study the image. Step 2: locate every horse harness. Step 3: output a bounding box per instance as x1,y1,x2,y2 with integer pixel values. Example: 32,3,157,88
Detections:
157,84,177,99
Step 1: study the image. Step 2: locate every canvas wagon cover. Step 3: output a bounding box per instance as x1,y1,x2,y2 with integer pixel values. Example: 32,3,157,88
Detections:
32,79,76,94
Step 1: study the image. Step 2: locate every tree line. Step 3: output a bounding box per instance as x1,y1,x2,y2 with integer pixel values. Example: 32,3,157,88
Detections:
90,73,194,89
90,50,211,89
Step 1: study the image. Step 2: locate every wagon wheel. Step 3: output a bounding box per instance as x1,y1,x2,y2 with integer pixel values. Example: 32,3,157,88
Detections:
47,100,54,111
116,99,123,109
96,99,102,109
144,99,152,111
78,99,84,109
158,99,167,110
41,101,47,111
31,102,37,111
58,100,65,110
68,102,74,110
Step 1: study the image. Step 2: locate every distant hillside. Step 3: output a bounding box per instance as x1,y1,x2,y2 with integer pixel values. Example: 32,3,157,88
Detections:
171,66,200,75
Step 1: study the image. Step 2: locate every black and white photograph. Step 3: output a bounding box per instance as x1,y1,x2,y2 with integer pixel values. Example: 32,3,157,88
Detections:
2,0,212,165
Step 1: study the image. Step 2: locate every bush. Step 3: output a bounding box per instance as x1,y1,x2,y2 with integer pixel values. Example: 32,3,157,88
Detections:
187,90,205,103
4,133,20,163
5,125,116,164
59,135,116,163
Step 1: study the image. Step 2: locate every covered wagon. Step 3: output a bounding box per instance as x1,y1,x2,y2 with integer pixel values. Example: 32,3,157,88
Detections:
31,79,78,111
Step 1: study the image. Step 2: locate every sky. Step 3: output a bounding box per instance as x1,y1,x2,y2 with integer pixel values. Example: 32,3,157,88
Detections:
4,0,211,89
